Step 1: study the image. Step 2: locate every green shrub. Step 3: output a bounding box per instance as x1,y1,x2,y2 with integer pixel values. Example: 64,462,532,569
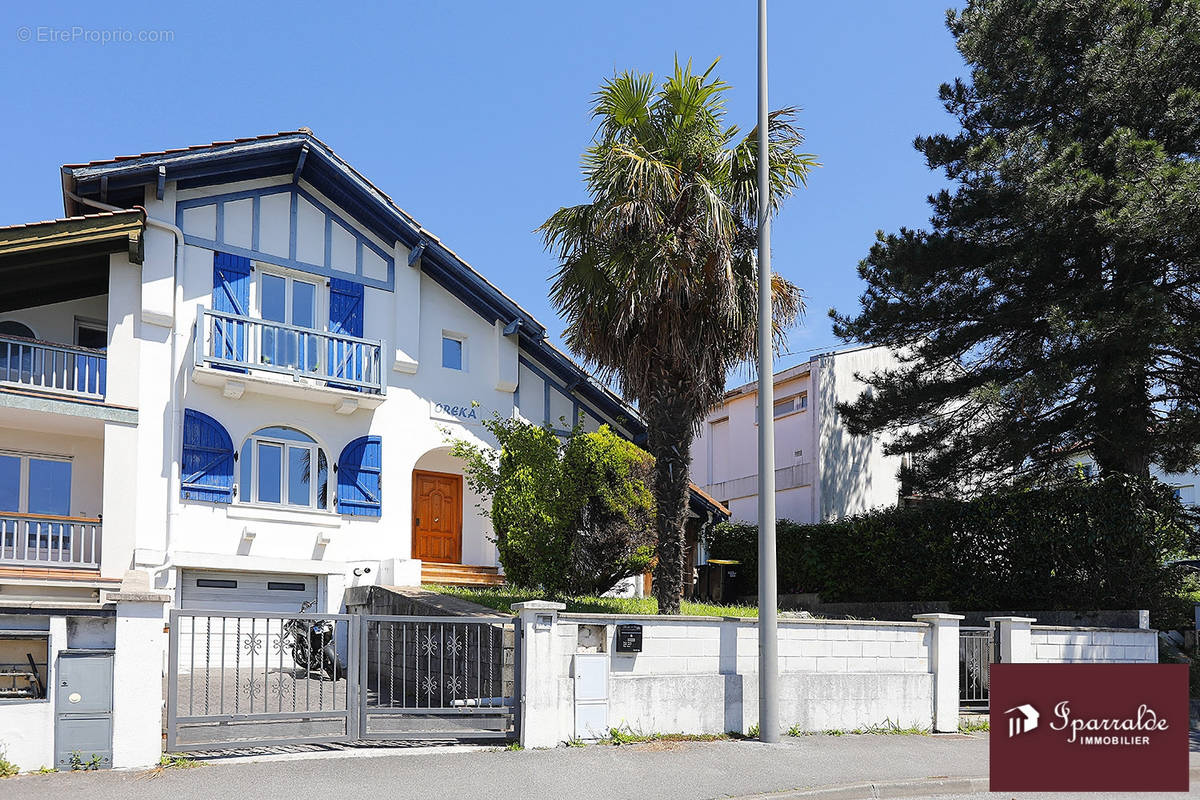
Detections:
709,476,1197,621
451,416,654,597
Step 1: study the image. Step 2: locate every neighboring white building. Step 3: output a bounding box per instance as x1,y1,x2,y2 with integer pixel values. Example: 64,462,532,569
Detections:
692,345,904,524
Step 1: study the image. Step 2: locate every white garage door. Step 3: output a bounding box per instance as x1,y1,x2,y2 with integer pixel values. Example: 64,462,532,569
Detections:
180,570,318,614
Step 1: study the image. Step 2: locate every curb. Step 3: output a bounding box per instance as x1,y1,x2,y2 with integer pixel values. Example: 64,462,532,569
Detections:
727,767,1200,800
726,777,990,800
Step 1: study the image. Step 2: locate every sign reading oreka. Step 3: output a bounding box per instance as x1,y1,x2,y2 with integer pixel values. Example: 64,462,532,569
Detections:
990,663,1189,792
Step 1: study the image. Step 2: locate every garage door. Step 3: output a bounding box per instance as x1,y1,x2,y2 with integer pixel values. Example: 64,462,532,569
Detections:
180,570,318,614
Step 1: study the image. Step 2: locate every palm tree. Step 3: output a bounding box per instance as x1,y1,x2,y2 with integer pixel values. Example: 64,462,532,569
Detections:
540,59,816,614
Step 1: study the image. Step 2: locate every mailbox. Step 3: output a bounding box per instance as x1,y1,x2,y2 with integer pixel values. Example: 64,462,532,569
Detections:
615,623,643,654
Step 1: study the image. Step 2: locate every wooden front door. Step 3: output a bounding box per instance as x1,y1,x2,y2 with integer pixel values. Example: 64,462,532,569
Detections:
412,470,462,563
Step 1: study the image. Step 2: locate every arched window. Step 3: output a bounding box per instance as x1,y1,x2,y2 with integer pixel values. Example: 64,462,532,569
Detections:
238,426,328,509
0,321,35,339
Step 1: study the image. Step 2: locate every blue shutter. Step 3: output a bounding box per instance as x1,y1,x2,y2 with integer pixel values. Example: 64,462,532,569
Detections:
328,278,365,389
336,435,381,517
211,252,251,367
181,409,234,503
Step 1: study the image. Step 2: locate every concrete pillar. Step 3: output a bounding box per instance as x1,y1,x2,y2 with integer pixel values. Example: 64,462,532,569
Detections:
914,613,964,733
986,616,1036,664
107,571,171,768
511,600,566,748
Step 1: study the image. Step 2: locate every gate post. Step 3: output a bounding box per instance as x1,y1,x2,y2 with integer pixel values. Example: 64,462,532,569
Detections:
986,616,1037,663
107,571,171,768
914,613,964,733
511,600,566,748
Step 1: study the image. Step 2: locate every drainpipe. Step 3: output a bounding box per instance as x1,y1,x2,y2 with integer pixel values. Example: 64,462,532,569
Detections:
65,188,185,587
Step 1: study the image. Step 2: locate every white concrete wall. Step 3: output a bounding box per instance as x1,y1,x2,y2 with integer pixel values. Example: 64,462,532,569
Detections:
554,614,933,739
0,615,66,773
1030,626,1158,664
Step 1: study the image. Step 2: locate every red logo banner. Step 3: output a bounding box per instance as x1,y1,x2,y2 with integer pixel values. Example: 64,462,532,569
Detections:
990,663,1189,792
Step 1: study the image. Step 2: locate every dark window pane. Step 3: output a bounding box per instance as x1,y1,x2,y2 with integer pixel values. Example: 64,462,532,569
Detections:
27,459,70,516
292,281,316,329
76,325,107,350
196,578,238,589
287,445,310,506
442,337,463,370
267,581,306,591
257,442,282,504
0,455,19,512
261,274,287,323
317,450,328,510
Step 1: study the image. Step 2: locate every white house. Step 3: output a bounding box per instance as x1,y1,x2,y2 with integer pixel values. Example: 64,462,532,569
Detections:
0,130,726,768
692,345,904,524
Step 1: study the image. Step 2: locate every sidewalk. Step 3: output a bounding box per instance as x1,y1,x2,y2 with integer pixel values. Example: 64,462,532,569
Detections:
3,732,1197,800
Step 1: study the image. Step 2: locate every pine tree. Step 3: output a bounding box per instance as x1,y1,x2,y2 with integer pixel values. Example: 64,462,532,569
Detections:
832,0,1200,494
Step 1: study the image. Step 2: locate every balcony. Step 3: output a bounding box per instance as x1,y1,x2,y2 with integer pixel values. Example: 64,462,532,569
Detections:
705,462,815,504
0,512,102,569
193,307,385,410
0,335,106,401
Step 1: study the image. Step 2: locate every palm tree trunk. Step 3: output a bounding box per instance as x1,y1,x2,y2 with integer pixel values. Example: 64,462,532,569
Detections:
644,398,693,615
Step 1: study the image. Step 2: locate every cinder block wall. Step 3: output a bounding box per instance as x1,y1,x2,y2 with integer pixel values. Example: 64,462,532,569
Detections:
1030,626,1158,664
557,614,934,736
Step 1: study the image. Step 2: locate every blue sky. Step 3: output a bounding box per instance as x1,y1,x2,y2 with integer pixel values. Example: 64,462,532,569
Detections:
2,1,966,375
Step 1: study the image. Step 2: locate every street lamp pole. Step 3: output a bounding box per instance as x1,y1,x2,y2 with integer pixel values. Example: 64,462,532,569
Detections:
756,0,780,743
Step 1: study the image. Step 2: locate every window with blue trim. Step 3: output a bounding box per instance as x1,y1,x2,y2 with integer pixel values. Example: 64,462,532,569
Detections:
238,426,328,510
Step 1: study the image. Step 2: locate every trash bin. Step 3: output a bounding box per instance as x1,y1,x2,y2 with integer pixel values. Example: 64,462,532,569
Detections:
699,559,742,604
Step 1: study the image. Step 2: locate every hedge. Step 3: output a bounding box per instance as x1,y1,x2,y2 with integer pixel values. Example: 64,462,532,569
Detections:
707,476,1198,619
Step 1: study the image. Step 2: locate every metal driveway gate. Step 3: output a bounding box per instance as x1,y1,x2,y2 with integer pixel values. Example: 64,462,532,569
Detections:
167,611,518,752
358,615,517,741
959,626,994,711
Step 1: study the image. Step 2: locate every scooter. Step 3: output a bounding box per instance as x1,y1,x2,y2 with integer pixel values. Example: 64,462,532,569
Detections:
282,599,341,680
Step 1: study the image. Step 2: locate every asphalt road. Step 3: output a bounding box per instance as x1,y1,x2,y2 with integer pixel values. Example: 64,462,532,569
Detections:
4,732,1198,800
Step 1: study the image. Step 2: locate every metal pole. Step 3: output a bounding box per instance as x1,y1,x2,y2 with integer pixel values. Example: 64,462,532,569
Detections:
756,0,780,744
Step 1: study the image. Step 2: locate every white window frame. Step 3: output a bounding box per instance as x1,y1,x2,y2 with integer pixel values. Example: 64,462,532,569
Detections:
239,432,327,511
441,331,467,372
0,450,73,515
73,316,107,350
252,264,326,331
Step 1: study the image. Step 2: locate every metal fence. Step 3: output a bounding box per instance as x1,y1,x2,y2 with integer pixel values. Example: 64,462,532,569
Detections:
959,626,993,711
167,611,518,752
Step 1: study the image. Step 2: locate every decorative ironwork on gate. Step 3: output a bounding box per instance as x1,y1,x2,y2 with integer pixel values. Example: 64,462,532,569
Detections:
959,626,994,711
358,615,517,741
166,610,518,752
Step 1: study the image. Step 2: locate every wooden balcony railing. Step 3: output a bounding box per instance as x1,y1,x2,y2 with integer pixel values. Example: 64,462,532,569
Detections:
0,512,101,569
194,306,384,394
0,335,106,400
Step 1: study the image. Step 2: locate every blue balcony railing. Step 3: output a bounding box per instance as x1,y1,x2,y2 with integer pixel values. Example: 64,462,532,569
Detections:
0,335,106,400
194,306,384,394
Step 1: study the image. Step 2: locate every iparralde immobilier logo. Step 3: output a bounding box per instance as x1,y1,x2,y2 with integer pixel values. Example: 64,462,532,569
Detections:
990,663,1189,792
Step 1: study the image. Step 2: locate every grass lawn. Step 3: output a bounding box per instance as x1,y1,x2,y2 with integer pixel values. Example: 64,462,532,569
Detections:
426,584,759,617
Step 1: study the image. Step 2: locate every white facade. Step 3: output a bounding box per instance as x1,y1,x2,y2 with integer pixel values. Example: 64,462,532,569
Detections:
0,132,659,619
692,345,904,524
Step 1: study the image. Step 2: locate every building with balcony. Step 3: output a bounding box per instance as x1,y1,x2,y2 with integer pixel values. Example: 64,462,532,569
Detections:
692,345,904,524
0,130,725,626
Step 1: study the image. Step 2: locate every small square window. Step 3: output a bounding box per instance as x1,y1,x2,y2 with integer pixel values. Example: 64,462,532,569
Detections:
442,336,464,370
